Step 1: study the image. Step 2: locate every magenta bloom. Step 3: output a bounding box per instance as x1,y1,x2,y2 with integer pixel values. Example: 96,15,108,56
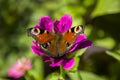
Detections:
8,58,32,78
31,14,92,70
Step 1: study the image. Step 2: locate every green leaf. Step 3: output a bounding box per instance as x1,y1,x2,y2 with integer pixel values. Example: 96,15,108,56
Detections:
25,57,44,80
45,72,60,80
67,71,82,80
0,78,10,80
92,0,120,18
106,51,120,61
25,71,35,80
94,37,115,49
68,71,107,80
81,71,107,80
75,48,87,57
68,48,87,58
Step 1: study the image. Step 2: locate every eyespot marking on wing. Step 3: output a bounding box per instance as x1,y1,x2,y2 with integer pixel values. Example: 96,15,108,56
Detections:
74,25,84,33
41,42,51,49
31,28,40,35
65,41,71,47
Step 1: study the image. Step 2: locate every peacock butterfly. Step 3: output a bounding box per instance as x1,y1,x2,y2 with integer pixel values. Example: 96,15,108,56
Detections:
28,25,84,57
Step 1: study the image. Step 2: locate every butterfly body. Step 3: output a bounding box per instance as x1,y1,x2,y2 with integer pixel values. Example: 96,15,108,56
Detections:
28,25,84,57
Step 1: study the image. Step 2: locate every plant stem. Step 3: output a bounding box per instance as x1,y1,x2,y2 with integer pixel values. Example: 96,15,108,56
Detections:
58,65,65,80
77,70,82,80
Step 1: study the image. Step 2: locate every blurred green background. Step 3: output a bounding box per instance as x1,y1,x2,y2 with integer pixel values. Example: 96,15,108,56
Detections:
0,0,120,80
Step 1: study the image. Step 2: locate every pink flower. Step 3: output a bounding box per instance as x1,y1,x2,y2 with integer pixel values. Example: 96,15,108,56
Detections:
8,58,32,78
30,14,92,70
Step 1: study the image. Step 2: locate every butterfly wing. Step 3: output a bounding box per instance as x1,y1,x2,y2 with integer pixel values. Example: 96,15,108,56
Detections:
28,28,60,57
64,25,84,43
28,25,84,57
28,28,53,44
58,25,84,56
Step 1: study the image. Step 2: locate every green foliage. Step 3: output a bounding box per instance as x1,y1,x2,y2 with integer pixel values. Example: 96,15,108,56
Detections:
45,72,60,80
68,71,107,80
92,0,120,17
106,51,120,61
68,48,87,58
67,48,87,72
0,0,120,80
25,57,44,80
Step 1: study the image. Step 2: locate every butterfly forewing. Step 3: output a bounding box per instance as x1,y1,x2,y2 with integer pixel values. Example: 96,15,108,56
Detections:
28,28,53,44
37,31,53,44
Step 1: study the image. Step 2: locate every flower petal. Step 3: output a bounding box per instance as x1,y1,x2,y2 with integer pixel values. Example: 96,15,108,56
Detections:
31,41,47,56
62,58,75,70
50,58,64,67
32,41,39,46
74,34,87,44
8,58,32,79
67,34,87,54
53,20,60,33
23,58,32,69
67,44,78,54
68,40,92,53
55,14,72,33
30,46,45,56
39,16,52,32
76,40,92,49
8,68,24,78
43,56,52,62
34,24,41,28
